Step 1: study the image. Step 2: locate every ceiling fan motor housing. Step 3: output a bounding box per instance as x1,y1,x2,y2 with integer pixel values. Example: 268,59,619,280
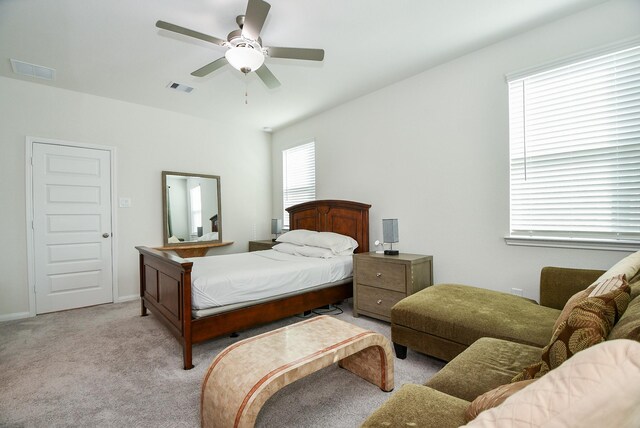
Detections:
226,29,264,53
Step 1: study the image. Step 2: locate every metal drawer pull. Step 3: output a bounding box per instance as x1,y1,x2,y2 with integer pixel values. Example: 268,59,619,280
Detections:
377,299,382,305
376,273,382,278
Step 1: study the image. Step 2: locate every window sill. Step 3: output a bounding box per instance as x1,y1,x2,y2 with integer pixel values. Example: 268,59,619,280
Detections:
504,236,639,252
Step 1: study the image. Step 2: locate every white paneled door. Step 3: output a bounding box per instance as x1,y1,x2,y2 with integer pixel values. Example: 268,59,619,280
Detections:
32,142,113,314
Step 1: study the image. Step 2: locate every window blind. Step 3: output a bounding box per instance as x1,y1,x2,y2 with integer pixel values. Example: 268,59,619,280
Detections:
282,141,316,228
508,43,640,243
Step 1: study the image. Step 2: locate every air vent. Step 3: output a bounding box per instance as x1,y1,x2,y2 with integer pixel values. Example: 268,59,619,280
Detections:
167,82,194,93
10,59,56,81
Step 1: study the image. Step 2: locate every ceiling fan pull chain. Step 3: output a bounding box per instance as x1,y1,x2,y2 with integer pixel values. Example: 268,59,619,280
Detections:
245,74,249,105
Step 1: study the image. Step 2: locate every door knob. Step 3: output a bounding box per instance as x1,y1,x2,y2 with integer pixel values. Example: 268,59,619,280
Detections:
102,233,111,238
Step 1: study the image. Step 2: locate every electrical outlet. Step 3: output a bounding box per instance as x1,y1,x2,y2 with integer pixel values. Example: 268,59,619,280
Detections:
119,197,132,208
511,288,523,297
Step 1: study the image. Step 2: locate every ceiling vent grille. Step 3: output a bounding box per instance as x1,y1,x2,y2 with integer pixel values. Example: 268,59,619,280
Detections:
167,82,194,93
10,59,56,81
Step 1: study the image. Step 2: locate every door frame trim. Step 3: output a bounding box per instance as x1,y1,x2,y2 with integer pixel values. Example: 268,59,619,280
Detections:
25,136,118,317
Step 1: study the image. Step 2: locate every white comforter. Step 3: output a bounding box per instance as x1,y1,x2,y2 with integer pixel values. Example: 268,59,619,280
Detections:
188,250,353,309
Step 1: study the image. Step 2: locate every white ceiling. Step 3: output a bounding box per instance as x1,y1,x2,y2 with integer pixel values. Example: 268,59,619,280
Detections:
0,0,606,131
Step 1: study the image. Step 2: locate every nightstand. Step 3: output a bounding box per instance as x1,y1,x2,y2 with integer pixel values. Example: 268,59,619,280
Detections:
248,240,277,252
353,252,433,322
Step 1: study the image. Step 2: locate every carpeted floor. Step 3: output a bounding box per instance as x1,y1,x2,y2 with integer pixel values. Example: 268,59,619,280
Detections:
0,300,444,427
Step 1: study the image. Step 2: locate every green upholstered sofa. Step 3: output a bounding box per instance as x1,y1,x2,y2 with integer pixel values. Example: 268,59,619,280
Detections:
362,265,640,427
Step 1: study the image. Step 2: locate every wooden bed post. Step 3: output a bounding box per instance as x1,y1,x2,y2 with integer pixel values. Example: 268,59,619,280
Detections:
139,253,148,317
182,265,194,370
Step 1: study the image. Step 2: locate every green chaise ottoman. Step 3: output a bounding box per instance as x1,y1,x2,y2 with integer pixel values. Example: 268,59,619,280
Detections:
391,284,560,361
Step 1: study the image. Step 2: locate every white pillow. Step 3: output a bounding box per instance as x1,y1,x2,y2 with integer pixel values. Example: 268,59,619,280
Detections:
335,247,356,256
271,242,302,256
276,229,318,246
197,232,219,241
463,339,640,427
305,232,359,254
295,245,336,259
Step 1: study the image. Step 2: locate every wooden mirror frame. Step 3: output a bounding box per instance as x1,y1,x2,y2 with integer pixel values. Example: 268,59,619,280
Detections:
161,171,223,250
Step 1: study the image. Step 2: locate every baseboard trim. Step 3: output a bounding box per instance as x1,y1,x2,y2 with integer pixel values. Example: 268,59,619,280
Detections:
0,311,31,322
116,294,139,303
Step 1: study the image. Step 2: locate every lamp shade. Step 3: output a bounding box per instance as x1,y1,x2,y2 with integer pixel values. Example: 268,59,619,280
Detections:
271,219,283,235
382,219,399,243
225,46,265,73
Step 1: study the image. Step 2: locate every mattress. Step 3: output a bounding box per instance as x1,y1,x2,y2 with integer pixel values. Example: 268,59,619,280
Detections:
187,249,353,311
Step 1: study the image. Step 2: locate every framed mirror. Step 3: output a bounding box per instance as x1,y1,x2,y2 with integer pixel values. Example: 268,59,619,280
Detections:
162,171,222,246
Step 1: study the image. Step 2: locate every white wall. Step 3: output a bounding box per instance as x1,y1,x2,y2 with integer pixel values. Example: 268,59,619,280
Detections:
272,0,640,301
0,76,271,319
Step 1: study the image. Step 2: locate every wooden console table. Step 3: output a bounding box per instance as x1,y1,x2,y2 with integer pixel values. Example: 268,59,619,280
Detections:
201,315,394,427
248,239,277,252
155,241,233,258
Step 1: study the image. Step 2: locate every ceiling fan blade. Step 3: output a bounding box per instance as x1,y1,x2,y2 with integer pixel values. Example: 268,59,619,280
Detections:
156,20,226,47
241,0,271,41
191,57,229,77
266,47,324,61
255,64,281,89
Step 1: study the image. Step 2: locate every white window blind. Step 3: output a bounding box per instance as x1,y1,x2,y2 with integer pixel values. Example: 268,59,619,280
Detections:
282,141,315,228
508,43,640,244
189,184,202,235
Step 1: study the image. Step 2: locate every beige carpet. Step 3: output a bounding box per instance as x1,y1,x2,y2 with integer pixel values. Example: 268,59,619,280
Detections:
0,300,444,427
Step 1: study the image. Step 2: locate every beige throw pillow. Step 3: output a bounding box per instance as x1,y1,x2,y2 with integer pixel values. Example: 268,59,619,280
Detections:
463,340,640,428
595,250,640,283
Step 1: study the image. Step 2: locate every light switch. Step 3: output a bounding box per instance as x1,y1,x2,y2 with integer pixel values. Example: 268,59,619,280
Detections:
119,197,132,208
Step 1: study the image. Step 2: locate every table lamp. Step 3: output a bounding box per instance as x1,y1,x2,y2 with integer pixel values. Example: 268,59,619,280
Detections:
271,219,283,242
383,218,399,255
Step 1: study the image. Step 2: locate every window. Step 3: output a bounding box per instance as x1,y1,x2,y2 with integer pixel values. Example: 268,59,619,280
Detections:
282,141,316,228
188,183,202,236
507,41,640,248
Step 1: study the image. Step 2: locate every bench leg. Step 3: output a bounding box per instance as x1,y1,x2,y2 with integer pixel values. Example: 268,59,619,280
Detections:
393,343,407,359
339,345,394,392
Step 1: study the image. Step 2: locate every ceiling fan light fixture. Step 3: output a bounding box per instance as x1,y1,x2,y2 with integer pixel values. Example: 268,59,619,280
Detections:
225,46,264,74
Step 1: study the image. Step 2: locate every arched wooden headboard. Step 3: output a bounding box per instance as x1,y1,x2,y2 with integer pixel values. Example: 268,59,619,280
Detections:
287,200,371,253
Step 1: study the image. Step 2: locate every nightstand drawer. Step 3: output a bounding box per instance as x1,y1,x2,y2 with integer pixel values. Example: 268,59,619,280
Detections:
356,284,405,318
356,260,406,292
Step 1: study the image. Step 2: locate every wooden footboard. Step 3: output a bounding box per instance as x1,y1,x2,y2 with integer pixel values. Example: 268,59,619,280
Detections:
137,246,194,369
137,245,354,370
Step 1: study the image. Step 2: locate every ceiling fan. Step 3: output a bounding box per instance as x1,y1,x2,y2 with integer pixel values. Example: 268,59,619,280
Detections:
156,0,325,89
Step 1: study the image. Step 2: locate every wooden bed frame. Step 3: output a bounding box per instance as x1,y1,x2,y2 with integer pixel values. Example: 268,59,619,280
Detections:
136,199,370,369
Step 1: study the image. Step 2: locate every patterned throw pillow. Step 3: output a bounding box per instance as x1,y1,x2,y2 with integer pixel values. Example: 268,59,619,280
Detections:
552,274,626,334
465,379,536,421
552,285,595,334
589,274,628,297
512,279,631,382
